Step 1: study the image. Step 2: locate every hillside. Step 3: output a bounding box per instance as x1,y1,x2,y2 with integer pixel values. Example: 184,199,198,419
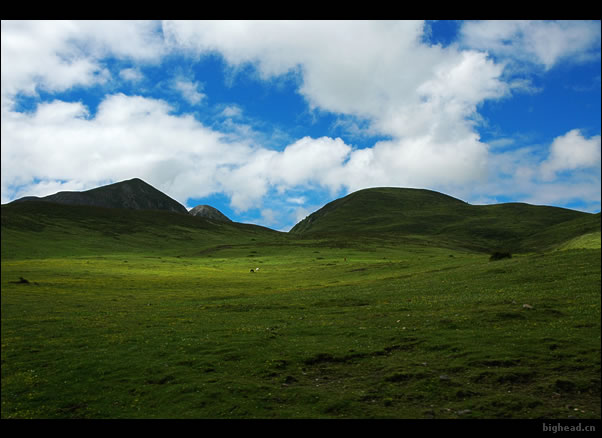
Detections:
10,178,188,214
290,187,600,253
291,188,470,235
1,200,281,259
3,182,599,257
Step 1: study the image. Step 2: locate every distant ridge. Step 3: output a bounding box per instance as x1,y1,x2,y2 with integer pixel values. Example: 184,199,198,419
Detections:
10,178,189,214
189,205,232,222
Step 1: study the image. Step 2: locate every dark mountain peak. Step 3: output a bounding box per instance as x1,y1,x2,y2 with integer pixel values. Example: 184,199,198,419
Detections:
189,204,231,222
11,178,188,214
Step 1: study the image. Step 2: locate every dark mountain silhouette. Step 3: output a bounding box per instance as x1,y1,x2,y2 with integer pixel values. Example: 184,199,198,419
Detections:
11,178,188,214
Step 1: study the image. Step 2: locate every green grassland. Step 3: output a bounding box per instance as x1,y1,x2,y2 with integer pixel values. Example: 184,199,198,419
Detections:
1,198,600,419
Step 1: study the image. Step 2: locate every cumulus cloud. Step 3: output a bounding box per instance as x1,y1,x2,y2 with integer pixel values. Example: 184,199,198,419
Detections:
346,133,490,193
172,77,206,105
160,20,508,193
1,20,164,108
0,93,355,211
269,136,351,192
220,104,243,118
459,20,601,70
119,68,144,82
540,129,601,181
161,20,506,123
469,129,601,210
1,93,243,203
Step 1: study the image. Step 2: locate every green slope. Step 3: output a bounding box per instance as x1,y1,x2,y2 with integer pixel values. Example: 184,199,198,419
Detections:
4,187,598,259
291,188,469,235
557,231,601,250
518,212,601,252
1,201,282,260
290,187,599,253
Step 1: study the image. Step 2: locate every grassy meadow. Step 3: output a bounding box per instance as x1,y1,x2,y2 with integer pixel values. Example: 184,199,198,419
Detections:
1,201,601,419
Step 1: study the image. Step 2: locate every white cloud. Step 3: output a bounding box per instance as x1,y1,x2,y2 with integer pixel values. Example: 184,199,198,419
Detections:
220,104,243,118
0,93,249,204
459,130,601,211
286,196,306,205
540,129,601,181
1,20,164,109
459,20,601,70
269,136,351,192
321,132,491,197
160,20,509,197
161,21,445,120
172,78,206,105
119,68,144,82
487,138,516,150
260,208,279,226
0,91,358,212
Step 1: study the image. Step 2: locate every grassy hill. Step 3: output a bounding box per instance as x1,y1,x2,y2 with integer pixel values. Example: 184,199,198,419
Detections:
290,187,599,253
1,200,282,260
1,190,600,420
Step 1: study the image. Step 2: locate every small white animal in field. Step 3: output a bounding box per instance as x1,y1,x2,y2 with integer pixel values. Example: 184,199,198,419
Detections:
255,267,260,271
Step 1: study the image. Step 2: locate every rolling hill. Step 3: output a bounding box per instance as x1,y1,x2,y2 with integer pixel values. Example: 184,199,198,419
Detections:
290,187,600,253
3,181,600,257
1,198,281,259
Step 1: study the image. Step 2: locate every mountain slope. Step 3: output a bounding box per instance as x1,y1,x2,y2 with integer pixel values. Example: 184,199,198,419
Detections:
10,178,188,214
518,212,601,252
1,200,281,259
290,187,599,253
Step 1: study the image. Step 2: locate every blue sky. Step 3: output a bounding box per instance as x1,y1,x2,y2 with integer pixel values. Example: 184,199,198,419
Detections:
2,20,600,231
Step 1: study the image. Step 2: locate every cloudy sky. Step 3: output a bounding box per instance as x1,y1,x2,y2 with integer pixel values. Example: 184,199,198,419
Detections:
2,20,600,231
